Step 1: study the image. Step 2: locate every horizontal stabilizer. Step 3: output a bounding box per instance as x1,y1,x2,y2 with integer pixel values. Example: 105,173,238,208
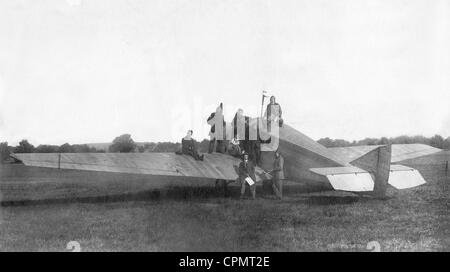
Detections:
388,164,426,189
310,166,374,192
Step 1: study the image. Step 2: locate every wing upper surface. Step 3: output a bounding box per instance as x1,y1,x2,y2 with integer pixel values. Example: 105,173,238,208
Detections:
11,153,269,182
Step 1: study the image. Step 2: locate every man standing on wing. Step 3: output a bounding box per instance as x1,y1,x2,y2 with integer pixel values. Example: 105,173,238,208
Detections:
207,102,227,153
264,95,283,132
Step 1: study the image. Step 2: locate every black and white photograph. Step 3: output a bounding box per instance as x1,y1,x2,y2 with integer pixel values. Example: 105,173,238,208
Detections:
0,0,449,254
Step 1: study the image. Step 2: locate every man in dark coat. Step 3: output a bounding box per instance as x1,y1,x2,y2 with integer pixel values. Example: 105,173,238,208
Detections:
264,96,283,132
178,130,204,161
207,103,227,153
232,108,259,163
238,153,257,200
270,150,284,199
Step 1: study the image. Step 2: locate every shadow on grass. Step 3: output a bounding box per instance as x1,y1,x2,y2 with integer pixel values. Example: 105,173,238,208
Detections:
303,195,360,205
0,186,225,207
0,183,365,207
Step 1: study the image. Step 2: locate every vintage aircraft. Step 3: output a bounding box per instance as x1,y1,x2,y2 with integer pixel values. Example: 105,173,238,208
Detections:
10,124,427,198
10,95,428,198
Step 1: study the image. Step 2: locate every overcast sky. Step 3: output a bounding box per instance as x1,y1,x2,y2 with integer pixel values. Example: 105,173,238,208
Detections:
0,0,449,145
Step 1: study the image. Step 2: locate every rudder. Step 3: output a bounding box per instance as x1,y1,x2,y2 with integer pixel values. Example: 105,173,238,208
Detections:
350,145,392,197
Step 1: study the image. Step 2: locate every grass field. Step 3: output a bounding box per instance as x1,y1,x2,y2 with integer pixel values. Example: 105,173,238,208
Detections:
0,164,448,251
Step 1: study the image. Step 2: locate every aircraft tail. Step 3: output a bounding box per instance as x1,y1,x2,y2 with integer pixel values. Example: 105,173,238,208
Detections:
310,145,426,196
350,145,391,196
351,145,426,195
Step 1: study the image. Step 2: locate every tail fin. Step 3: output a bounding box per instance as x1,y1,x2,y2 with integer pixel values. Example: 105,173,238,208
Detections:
351,145,392,197
310,145,426,195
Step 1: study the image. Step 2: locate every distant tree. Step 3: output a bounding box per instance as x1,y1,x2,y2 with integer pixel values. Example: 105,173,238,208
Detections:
444,137,450,150
14,139,35,153
58,143,74,153
35,145,59,153
198,139,210,153
316,135,449,148
138,146,145,153
143,143,157,152
71,144,91,153
409,135,430,145
391,135,413,145
317,137,334,148
152,142,181,152
0,142,11,163
109,134,137,153
357,138,379,146
333,139,351,147
317,138,352,147
429,134,445,149
378,137,390,145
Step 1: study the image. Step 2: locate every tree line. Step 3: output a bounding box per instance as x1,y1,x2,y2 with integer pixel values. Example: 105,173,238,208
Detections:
0,134,212,163
317,134,450,149
108,134,211,153
0,140,101,160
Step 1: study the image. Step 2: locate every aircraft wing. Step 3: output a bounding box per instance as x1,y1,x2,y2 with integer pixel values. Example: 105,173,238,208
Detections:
10,153,270,182
327,144,442,164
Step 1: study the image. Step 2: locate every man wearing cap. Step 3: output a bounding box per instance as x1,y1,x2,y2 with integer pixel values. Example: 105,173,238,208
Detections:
228,137,241,158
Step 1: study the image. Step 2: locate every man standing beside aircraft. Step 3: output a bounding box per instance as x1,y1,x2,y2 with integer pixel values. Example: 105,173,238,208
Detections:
238,153,257,200
270,150,284,199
